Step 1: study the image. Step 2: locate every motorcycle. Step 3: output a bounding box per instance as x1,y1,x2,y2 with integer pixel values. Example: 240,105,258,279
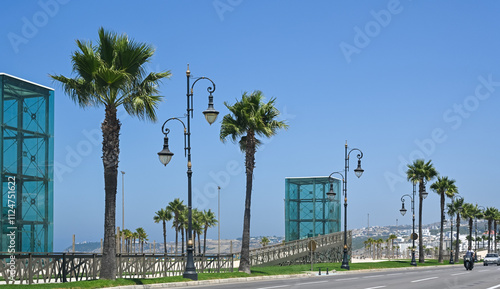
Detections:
464,255,474,270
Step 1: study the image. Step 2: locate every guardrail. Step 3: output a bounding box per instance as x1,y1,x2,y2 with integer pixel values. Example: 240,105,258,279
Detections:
234,231,350,266
0,252,233,285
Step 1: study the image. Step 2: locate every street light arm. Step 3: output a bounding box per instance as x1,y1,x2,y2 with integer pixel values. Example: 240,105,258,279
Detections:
190,76,216,95
161,117,188,157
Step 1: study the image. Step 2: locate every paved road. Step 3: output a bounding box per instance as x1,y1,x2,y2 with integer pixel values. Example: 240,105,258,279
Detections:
189,265,500,289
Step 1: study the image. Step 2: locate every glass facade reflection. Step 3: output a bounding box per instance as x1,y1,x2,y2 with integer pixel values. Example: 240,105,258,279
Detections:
0,73,54,252
285,177,341,242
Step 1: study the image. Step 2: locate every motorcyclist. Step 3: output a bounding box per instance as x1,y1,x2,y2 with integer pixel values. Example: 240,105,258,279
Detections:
464,247,474,270
465,248,474,259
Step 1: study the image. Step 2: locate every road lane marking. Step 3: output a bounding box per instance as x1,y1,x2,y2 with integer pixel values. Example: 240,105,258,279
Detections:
257,280,328,289
386,273,403,276
411,277,438,283
451,272,470,276
486,285,500,289
366,286,386,289
336,277,360,281
298,281,328,285
362,275,383,279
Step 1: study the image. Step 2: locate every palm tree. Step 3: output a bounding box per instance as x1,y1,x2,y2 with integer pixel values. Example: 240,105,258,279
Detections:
132,231,139,253
220,91,288,273
154,208,173,253
494,210,500,252
387,234,397,259
179,208,188,255
363,239,370,257
484,207,498,252
122,229,132,253
462,203,480,250
167,198,186,255
136,227,148,253
430,176,458,263
447,197,464,262
376,238,384,259
406,159,438,263
50,28,170,279
260,237,270,247
192,208,203,254
201,209,218,256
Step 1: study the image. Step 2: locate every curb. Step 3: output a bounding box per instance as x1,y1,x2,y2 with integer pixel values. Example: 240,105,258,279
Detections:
105,273,315,289
103,264,463,288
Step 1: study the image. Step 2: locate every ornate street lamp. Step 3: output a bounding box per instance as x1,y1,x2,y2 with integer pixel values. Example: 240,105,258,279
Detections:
337,141,364,270
158,65,218,281
400,182,417,266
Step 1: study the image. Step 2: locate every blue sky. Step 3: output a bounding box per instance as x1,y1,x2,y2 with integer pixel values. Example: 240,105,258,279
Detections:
2,0,500,251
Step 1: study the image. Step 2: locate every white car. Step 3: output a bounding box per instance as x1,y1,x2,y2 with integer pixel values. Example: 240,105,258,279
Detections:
483,253,500,266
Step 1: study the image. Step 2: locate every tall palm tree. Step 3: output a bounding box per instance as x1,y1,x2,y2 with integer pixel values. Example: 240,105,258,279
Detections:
122,229,133,253
447,197,464,262
50,28,170,279
192,208,203,255
462,203,480,250
406,159,438,263
494,210,500,252
260,237,270,247
136,227,148,253
201,209,218,256
167,198,186,255
179,208,188,255
220,91,288,273
484,207,498,252
430,176,458,263
132,231,139,253
387,234,397,259
154,208,173,253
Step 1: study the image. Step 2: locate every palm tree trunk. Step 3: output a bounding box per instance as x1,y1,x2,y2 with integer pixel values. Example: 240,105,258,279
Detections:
468,218,473,249
163,220,167,253
100,105,121,280
181,228,185,255
203,228,208,256
488,220,492,252
438,193,444,263
495,220,498,252
455,214,460,262
239,132,256,274
175,225,178,255
198,232,201,255
418,181,424,263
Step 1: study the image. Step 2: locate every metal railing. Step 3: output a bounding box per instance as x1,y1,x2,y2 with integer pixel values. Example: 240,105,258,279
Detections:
236,231,350,266
0,252,233,285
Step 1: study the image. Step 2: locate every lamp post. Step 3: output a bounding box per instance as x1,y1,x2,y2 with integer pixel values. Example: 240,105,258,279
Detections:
218,185,221,273
449,198,454,264
157,65,218,281
334,141,364,270
400,182,417,266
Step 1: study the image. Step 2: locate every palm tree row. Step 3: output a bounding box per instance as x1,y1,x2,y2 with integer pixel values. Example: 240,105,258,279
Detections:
121,227,148,253
54,27,288,278
153,198,218,255
407,159,500,264
364,234,398,260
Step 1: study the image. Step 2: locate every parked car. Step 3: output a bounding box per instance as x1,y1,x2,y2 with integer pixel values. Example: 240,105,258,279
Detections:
483,253,500,266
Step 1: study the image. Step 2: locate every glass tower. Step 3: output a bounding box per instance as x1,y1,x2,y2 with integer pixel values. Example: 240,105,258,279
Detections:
0,73,54,252
285,177,341,242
